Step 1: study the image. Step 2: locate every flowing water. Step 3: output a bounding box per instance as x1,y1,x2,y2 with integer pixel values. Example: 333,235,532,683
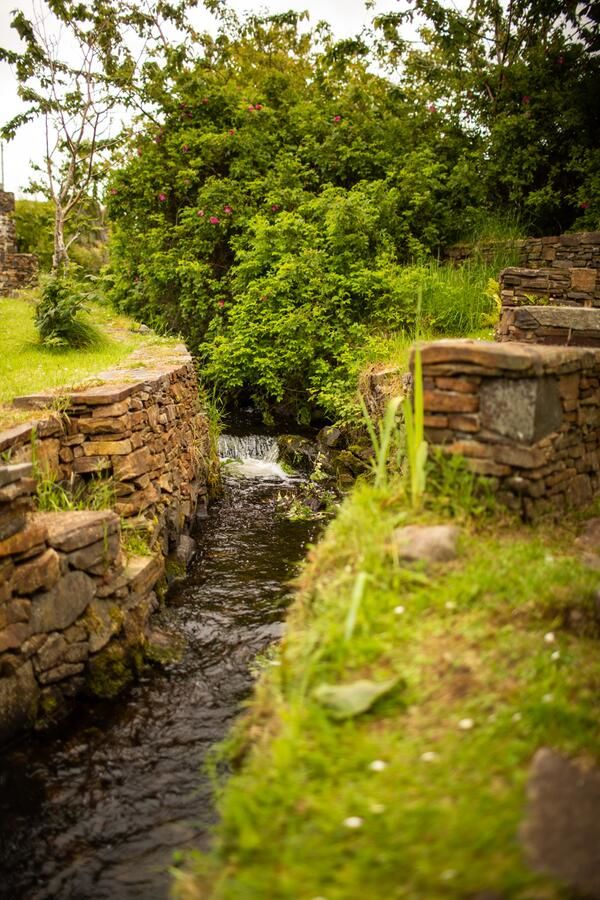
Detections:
0,436,320,899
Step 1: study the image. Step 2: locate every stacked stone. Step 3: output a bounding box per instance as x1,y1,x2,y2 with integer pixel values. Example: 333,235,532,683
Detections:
4,345,210,554
0,190,38,295
497,266,600,347
499,266,599,309
0,489,164,742
444,231,600,270
419,340,600,519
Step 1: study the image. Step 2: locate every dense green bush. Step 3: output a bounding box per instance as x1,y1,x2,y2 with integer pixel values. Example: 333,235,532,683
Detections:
35,274,102,349
105,8,597,422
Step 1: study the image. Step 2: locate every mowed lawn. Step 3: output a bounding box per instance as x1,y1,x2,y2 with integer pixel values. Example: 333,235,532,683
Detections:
0,294,155,407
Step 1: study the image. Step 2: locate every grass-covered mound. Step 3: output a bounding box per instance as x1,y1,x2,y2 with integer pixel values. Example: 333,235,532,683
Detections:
176,476,600,899
0,292,165,415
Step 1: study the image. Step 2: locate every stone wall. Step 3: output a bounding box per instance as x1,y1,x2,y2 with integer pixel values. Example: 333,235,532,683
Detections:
444,231,600,271
499,266,599,309
419,340,600,519
0,463,162,742
496,306,600,347
2,345,210,553
0,190,38,294
0,345,211,742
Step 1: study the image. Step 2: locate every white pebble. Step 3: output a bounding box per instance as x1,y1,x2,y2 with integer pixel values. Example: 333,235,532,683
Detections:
343,816,363,829
544,632,556,644
458,718,474,730
441,869,457,880
551,650,560,661
394,605,405,615
369,802,386,814
445,601,456,610
368,759,387,772
420,751,438,762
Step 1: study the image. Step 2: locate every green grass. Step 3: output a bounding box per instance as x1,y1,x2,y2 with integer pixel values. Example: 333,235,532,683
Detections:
177,480,600,899
0,292,170,409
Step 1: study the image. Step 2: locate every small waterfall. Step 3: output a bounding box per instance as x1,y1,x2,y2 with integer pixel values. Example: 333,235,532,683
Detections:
218,434,279,462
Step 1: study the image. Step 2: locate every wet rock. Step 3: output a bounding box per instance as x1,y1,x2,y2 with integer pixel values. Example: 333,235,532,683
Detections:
277,435,318,473
391,524,461,564
174,534,196,567
317,425,346,450
520,747,600,897
0,660,39,743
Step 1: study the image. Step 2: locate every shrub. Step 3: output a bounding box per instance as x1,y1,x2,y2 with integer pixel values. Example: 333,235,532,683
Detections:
35,273,103,349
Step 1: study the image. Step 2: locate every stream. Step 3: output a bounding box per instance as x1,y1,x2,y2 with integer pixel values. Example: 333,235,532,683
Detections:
0,435,320,899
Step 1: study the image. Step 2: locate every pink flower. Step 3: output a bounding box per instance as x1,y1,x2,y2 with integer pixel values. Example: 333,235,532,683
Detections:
158,192,167,202
218,300,225,307
229,129,236,135
210,216,220,224
271,204,280,212
255,103,263,111
428,103,436,112
197,209,205,217
202,97,209,104
223,204,233,215
110,188,118,195
248,104,255,111
557,56,564,64
522,95,530,104
580,201,590,209
182,144,190,153
333,114,342,122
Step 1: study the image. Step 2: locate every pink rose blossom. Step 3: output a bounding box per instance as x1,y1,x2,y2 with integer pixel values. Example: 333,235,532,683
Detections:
210,216,220,224
255,103,263,110
522,95,530,104
333,115,341,122
110,188,118,195
223,204,233,215
218,300,225,307
182,144,190,153
271,204,280,212
248,104,255,111
158,192,167,202
428,103,436,112
580,201,590,209
197,209,205,217
229,129,236,135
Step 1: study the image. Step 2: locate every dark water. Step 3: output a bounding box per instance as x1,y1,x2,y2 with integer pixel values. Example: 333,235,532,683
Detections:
0,457,319,899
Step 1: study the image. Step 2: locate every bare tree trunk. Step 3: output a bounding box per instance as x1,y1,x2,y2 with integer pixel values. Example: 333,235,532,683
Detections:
52,204,68,271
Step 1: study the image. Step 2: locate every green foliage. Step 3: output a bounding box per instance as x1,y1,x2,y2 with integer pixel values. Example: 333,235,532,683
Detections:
426,450,497,520
403,348,428,510
35,273,103,349
180,477,600,899
35,470,115,513
359,395,402,489
14,200,54,269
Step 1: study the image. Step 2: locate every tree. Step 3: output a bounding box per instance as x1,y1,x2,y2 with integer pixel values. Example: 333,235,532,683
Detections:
373,0,600,233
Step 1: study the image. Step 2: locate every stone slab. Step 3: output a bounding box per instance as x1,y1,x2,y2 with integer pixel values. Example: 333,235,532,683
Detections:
521,748,600,897
30,570,95,633
36,510,119,552
0,462,33,488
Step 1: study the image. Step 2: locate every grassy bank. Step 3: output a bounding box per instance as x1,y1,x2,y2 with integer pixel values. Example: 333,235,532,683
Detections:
177,474,600,899
0,292,164,410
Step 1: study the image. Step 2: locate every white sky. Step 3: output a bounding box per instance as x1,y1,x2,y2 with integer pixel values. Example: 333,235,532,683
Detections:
0,0,396,197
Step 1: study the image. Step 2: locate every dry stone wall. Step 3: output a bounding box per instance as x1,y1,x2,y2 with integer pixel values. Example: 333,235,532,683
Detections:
0,190,38,294
444,231,600,271
419,340,600,519
0,345,210,742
